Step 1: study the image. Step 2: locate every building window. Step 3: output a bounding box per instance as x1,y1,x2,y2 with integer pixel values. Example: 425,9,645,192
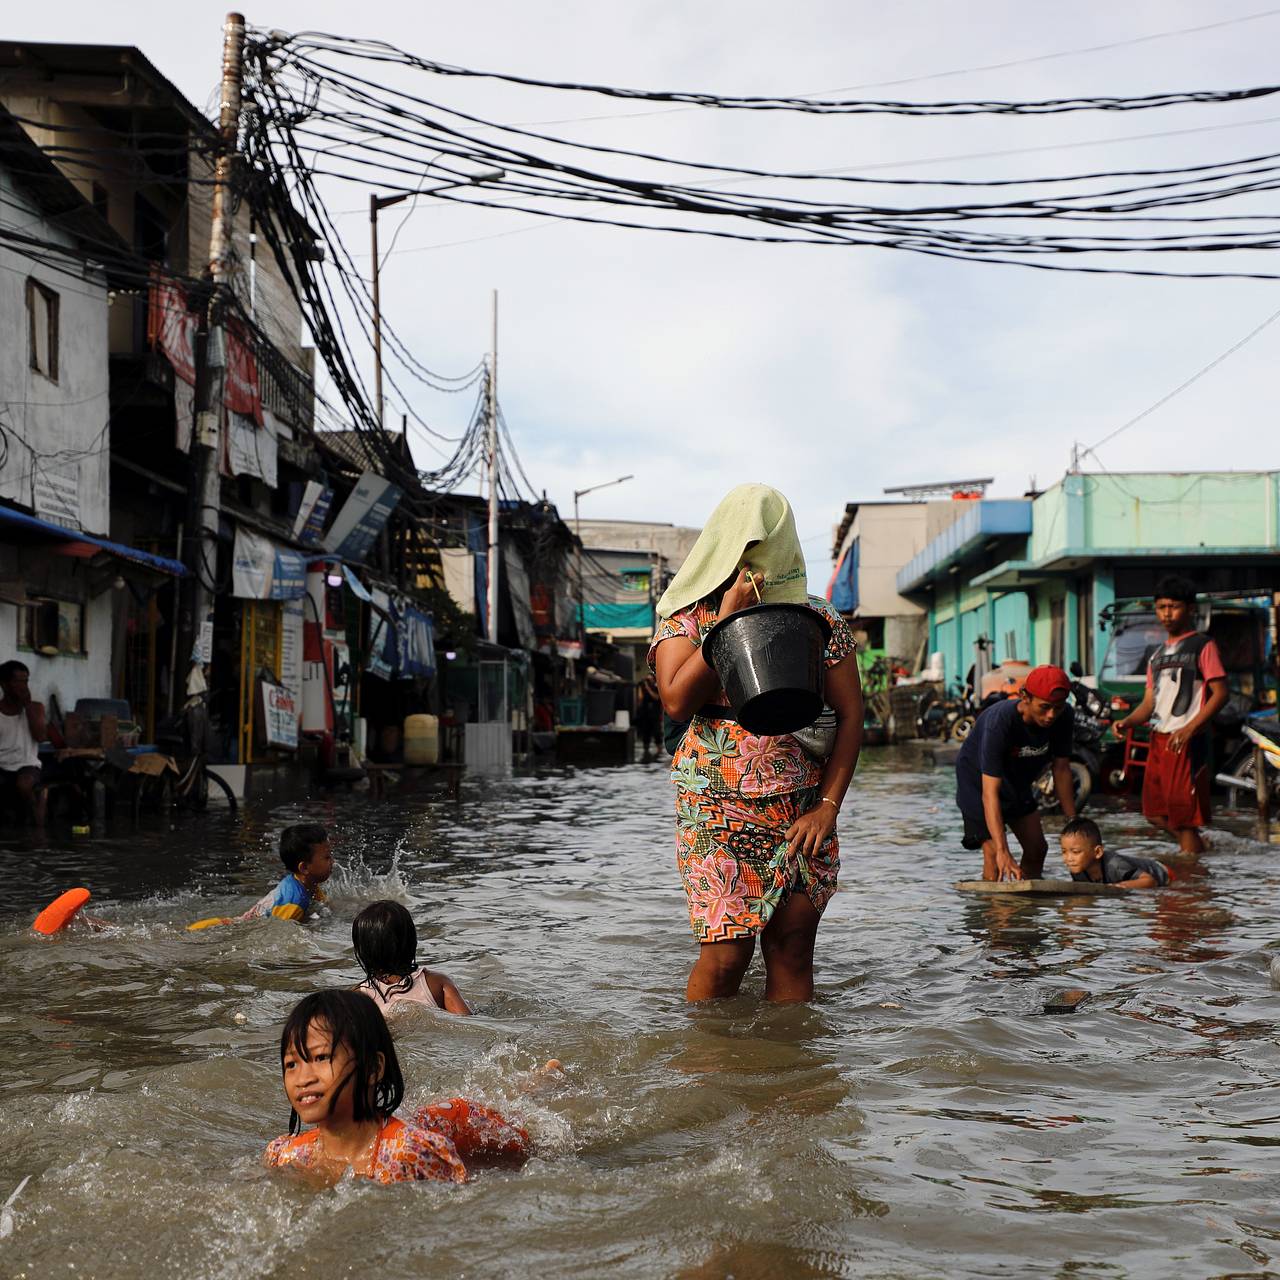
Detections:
26,279,59,382
19,596,85,656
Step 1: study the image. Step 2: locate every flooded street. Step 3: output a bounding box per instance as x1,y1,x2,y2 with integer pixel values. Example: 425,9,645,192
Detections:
2,746,1279,1278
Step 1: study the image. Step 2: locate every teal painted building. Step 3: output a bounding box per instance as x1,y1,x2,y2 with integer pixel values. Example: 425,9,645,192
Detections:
896,471,1280,685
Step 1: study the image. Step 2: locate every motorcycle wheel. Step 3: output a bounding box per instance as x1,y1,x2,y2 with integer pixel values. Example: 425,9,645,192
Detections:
950,715,976,743
1234,754,1280,805
1033,761,1094,813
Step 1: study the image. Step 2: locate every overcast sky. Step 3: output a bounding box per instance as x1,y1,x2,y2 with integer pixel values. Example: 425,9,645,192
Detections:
13,1,1279,582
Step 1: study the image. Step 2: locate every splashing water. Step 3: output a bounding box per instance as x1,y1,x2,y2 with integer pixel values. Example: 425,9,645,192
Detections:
2,749,1279,1278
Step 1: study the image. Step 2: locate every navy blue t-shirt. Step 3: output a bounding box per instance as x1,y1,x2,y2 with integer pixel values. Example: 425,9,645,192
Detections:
1070,851,1170,887
955,697,1073,819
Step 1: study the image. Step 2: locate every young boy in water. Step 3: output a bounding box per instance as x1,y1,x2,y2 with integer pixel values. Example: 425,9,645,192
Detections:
1059,816,1171,889
242,823,334,921
187,823,333,930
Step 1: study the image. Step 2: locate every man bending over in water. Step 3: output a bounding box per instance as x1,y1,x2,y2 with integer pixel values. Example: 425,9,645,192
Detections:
954,665,1077,881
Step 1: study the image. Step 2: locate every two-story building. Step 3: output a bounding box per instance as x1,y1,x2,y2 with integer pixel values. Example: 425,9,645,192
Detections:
0,41,319,759
0,103,185,718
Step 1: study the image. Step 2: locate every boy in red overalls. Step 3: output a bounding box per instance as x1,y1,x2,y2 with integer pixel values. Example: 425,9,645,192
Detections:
1114,576,1228,853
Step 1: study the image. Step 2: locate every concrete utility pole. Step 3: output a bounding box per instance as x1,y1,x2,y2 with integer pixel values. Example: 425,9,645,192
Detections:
185,11,245,673
486,289,499,643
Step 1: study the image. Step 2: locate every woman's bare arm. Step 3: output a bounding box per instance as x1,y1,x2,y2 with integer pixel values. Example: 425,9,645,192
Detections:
653,568,760,719
785,655,863,857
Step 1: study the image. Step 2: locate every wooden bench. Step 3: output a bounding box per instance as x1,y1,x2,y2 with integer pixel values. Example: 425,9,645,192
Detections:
363,761,465,802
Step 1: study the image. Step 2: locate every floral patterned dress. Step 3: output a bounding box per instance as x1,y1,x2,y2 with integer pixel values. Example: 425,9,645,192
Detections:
264,1116,467,1183
648,595,856,943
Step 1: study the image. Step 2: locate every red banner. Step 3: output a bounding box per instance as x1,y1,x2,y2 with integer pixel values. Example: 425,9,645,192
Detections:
226,320,263,426
148,272,197,385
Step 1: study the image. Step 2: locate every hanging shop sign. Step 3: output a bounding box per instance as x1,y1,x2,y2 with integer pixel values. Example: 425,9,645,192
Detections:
292,480,334,546
323,470,402,563
232,527,308,600
258,679,299,750
366,587,395,680
280,598,305,706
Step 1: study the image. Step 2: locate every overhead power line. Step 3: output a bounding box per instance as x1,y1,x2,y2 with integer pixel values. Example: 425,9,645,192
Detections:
1083,304,1280,458
237,30,1280,278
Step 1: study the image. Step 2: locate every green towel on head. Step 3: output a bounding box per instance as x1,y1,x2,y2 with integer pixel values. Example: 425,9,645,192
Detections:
657,484,807,620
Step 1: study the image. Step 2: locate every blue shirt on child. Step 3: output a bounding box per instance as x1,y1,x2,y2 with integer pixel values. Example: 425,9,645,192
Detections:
244,873,324,922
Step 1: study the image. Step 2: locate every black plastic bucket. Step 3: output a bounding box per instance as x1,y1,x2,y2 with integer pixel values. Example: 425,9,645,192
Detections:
702,603,831,736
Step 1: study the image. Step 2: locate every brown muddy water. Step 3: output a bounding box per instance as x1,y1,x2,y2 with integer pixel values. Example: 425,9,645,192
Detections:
1,746,1279,1279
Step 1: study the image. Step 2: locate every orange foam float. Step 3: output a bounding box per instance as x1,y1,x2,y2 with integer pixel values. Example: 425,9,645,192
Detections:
33,887,91,935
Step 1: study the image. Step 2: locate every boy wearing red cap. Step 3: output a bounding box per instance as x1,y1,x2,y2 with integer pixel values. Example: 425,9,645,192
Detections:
954,665,1078,880
1113,575,1227,854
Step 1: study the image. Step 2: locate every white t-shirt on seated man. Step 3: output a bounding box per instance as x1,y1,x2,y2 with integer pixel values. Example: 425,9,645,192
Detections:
0,662,47,776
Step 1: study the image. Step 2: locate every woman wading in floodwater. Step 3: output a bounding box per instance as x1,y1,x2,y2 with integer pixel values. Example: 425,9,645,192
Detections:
650,484,862,1002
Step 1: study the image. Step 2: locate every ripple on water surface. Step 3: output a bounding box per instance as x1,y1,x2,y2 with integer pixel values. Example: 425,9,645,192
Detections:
2,747,1279,1278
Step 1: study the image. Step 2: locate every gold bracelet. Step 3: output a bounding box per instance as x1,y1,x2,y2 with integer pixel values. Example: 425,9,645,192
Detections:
820,796,839,811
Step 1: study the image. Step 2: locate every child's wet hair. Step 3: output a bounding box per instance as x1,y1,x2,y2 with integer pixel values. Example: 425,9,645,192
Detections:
352,901,418,984
1061,816,1102,846
279,990,404,1135
280,823,328,873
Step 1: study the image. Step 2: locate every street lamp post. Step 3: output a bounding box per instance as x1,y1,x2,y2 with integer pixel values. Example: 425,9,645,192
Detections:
573,474,634,637
369,168,503,427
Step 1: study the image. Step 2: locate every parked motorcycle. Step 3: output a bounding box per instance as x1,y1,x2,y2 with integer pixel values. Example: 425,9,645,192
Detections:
1032,680,1110,814
1216,713,1280,808
916,682,979,741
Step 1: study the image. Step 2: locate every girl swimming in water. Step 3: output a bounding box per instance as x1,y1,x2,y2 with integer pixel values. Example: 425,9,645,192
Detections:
351,900,472,1015
263,991,530,1184
264,990,466,1183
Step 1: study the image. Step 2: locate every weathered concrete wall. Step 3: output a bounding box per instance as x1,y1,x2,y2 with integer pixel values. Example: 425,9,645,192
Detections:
3,91,308,379
0,546,114,711
0,157,111,535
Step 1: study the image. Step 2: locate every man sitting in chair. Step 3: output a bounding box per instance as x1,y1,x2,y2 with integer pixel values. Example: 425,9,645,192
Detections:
0,660,49,826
